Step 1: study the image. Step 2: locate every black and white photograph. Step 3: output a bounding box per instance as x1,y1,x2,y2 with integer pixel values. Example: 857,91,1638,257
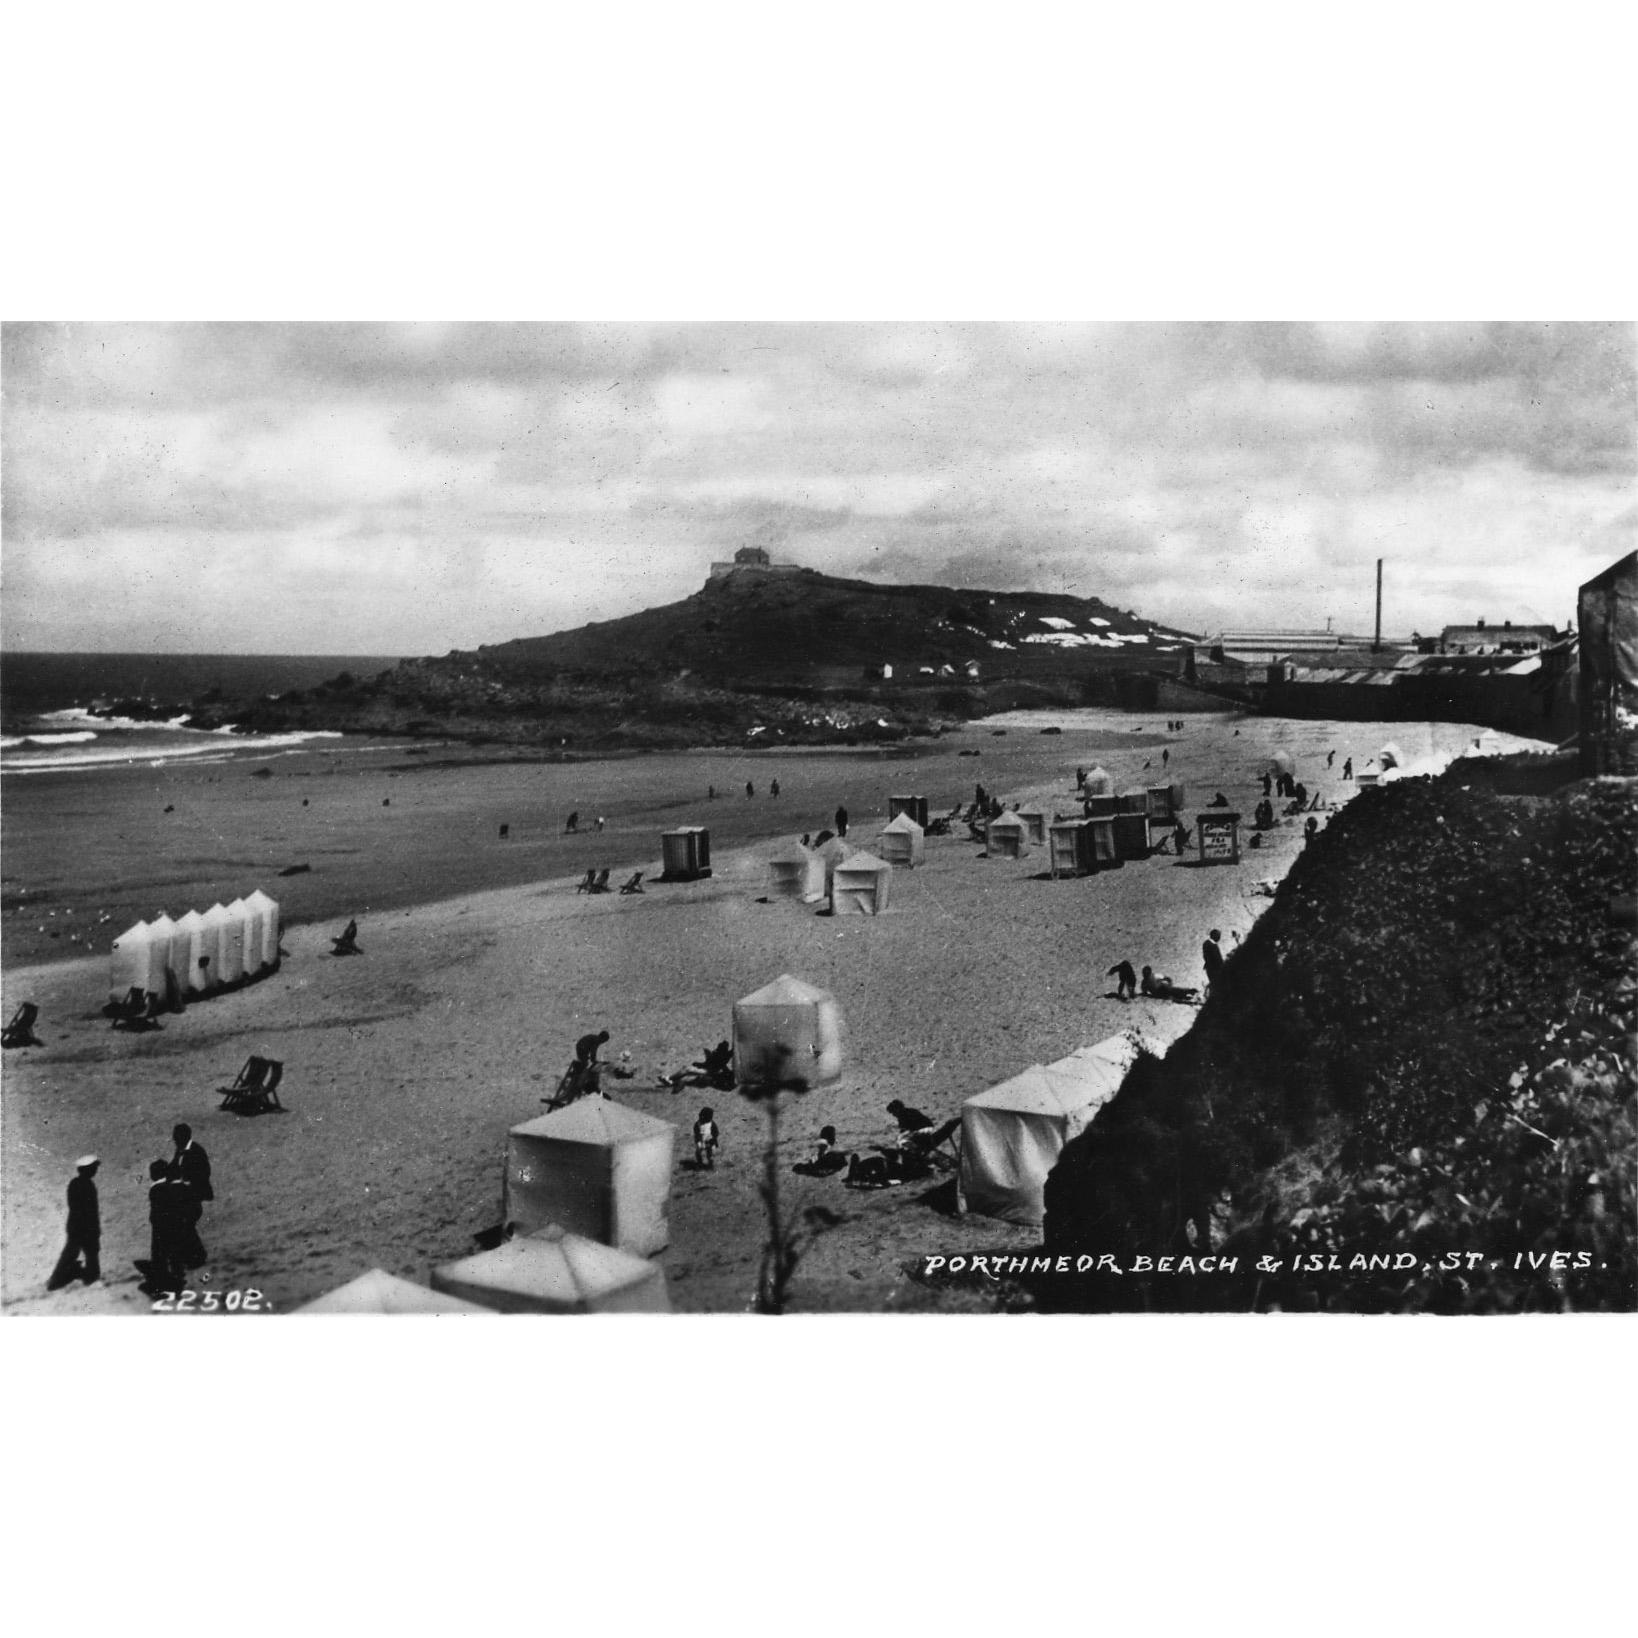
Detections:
4,319,1633,1318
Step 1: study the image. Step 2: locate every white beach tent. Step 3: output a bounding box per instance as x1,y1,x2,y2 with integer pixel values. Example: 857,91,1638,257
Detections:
219,900,250,984
198,902,234,989
146,913,179,990
431,1224,670,1314
1377,741,1405,771
815,835,851,895
877,812,925,868
170,909,210,995
1018,808,1049,847
503,1099,675,1255
110,920,162,999
233,896,267,977
295,1269,492,1314
243,888,281,969
985,810,1031,858
831,850,893,915
957,1036,1143,1227
1268,749,1295,775
768,841,825,900
1082,766,1114,796
733,974,844,1088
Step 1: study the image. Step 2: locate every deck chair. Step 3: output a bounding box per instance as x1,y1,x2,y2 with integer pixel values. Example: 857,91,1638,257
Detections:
111,988,164,1031
900,1115,962,1172
2,1002,41,1049
219,1055,286,1114
331,920,361,956
544,1058,600,1108
618,871,645,894
574,869,598,894
587,868,612,893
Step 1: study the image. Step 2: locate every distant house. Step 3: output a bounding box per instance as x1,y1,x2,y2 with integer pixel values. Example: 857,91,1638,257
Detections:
878,662,893,680
707,544,804,580
1440,618,1559,655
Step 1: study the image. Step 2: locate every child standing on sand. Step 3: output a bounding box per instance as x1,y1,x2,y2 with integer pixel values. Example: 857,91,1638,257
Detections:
694,1107,720,1170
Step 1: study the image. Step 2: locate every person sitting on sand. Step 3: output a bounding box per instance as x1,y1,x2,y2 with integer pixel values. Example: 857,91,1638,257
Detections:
813,1124,840,1165
844,1152,899,1189
1209,792,1229,808
565,811,580,833
1107,959,1137,1000
693,1107,720,1170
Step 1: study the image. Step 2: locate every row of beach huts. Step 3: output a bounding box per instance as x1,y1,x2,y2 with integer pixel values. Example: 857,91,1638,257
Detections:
109,890,282,1000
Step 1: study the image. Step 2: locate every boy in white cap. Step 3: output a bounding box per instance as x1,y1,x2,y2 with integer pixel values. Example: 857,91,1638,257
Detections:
47,1156,101,1289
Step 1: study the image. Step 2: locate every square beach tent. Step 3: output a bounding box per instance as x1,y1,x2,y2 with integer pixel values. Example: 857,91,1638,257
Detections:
877,812,925,867
432,1224,670,1313
1082,766,1114,796
985,810,1030,858
831,849,893,914
232,896,267,977
201,901,244,986
1048,819,1094,878
958,1047,1136,1226
295,1269,492,1313
110,920,163,1000
1018,807,1049,846
768,842,826,900
243,888,280,969
660,826,712,881
170,910,210,995
815,835,851,894
733,974,844,1088
887,795,930,828
146,913,179,988
503,1099,675,1255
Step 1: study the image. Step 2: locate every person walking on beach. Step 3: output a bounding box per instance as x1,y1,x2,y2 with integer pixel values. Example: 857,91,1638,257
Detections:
770,779,780,798
1260,772,1272,797
1342,757,1353,780
1162,748,1169,767
143,1159,185,1296
746,781,755,799
1327,749,1336,768
565,811,580,833
48,1157,101,1289
167,1124,213,1269
1107,960,1137,1001
708,785,716,800
835,804,849,838
693,1107,720,1170
1202,929,1225,997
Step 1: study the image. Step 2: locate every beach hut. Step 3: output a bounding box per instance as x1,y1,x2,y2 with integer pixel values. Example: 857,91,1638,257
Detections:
1081,766,1114,796
831,850,893,915
732,974,844,1089
877,812,925,868
768,842,825,900
985,811,1030,858
502,1099,675,1256
197,902,233,990
146,913,179,989
887,795,930,829
1048,819,1093,879
959,1056,1127,1226
1145,786,1175,821
110,920,163,999
1168,781,1187,813
1084,814,1118,869
232,897,268,977
1083,792,1119,819
220,900,251,985
295,1269,491,1314
815,835,851,894
1018,807,1049,847
431,1225,670,1314
660,826,712,882
1112,811,1152,861
1116,789,1149,815
170,909,210,995
244,888,280,969
1269,750,1295,776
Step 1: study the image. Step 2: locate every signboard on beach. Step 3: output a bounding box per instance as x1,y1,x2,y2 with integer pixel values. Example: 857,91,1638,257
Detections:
1197,812,1241,865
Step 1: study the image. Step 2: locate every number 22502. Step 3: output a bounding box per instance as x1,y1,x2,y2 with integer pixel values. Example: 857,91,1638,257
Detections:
152,1289,266,1313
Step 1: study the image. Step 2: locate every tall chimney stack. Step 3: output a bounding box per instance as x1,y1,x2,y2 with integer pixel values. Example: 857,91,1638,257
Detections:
1374,558,1383,653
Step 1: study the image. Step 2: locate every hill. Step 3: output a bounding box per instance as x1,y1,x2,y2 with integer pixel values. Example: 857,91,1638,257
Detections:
194,566,1205,749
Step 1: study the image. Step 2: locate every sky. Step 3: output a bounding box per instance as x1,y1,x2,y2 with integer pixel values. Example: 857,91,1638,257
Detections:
2,321,1632,655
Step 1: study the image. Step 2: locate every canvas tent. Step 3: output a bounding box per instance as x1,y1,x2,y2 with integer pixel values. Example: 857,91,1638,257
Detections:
768,842,825,900
199,902,240,986
877,812,925,868
1269,750,1295,775
958,1036,1142,1226
1081,766,1114,796
169,910,209,995
244,888,280,969
503,1099,675,1255
831,850,892,915
732,974,844,1088
985,810,1030,858
230,897,264,977
146,913,179,989
296,1269,491,1314
815,835,851,893
887,795,930,829
432,1225,670,1314
110,920,165,999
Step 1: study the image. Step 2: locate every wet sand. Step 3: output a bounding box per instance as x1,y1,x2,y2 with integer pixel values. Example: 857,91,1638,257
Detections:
2,711,1542,1314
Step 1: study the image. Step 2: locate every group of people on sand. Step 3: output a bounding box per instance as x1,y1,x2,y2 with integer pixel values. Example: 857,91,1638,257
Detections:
1106,928,1230,1007
48,1123,216,1299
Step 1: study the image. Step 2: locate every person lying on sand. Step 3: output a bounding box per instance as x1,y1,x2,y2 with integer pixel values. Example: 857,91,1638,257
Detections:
793,1125,851,1177
1140,966,1199,1004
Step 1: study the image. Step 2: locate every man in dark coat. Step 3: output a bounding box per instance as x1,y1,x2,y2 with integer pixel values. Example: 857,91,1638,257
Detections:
834,804,849,838
48,1156,101,1289
885,1099,934,1135
575,1029,610,1067
1202,929,1226,995
167,1123,213,1269
143,1159,186,1296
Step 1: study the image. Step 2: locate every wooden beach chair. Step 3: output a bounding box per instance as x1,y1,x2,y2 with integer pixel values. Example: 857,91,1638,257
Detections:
110,988,164,1031
2,1002,41,1049
330,920,361,956
899,1115,963,1173
219,1055,286,1114
617,871,645,895
574,869,598,894
588,868,612,893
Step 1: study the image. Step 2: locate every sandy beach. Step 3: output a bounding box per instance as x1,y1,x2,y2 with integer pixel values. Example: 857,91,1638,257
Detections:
2,709,1545,1315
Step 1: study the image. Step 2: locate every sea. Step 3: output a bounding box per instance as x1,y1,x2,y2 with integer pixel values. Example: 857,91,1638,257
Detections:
0,652,403,776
